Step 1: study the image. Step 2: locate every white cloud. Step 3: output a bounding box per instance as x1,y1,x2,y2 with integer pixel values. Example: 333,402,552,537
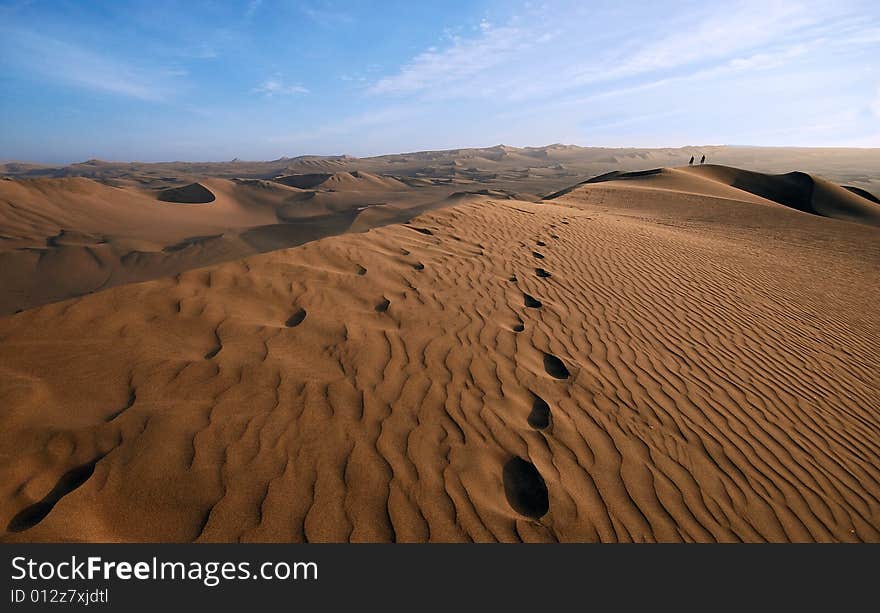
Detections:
604,1,809,79
368,0,860,103
252,76,310,96
368,21,532,96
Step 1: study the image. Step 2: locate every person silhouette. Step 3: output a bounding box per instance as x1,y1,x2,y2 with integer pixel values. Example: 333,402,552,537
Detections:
689,156,694,165
700,155,706,164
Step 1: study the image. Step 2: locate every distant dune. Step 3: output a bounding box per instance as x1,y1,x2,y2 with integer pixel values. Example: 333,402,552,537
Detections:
274,171,409,191
683,165,880,226
844,185,880,204
547,165,880,227
0,171,452,315
273,173,340,189
157,182,216,204
0,153,877,542
4,144,879,197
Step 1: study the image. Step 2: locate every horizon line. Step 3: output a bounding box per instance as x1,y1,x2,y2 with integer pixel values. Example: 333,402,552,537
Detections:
5,142,880,167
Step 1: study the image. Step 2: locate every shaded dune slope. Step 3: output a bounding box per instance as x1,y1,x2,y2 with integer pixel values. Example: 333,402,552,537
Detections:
273,171,408,191
157,182,216,204
843,185,880,205
547,165,880,227
0,192,877,543
684,165,880,226
273,173,336,189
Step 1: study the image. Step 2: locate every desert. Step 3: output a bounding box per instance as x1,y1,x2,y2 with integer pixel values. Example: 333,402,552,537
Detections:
2,0,880,548
1,145,878,542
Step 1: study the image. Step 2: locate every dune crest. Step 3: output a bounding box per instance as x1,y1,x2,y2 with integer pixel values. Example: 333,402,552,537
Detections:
683,165,880,226
550,165,880,227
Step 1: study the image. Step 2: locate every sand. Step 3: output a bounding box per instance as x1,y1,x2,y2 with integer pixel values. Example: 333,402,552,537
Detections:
4,145,879,317
0,174,450,315
0,148,878,542
5,145,879,197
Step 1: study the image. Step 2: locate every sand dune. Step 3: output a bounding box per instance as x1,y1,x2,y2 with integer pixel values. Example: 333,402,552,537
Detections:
682,166,880,226
273,173,340,189
548,165,880,227
0,169,877,542
273,171,408,192
158,182,217,204
843,185,880,204
0,173,450,315
6,145,880,198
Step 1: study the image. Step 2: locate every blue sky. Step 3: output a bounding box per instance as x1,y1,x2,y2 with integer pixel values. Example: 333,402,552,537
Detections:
1,0,878,163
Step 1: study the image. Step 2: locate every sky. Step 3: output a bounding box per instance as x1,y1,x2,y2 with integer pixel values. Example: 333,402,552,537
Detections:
1,0,879,163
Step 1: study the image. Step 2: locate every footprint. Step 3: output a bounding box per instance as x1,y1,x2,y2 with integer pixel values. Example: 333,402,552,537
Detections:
413,263,425,271
7,456,104,532
528,393,551,430
543,352,570,379
532,251,545,259
204,327,222,359
285,308,307,327
375,298,390,312
524,293,542,308
356,265,367,276
503,457,549,519
105,388,136,422
535,268,551,278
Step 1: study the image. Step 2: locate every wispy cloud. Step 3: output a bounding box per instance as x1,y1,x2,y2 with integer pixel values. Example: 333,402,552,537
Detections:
301,2,353,27
0,27,180,101
368,0,863,103
245,0,262,18
252,75,310,96
368,21,532,96
597,1,810,80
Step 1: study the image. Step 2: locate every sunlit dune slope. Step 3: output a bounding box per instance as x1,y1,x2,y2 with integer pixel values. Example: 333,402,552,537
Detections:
0,186,877,542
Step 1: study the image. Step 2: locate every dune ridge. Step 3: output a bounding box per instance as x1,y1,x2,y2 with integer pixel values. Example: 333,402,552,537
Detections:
547,165,880,227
